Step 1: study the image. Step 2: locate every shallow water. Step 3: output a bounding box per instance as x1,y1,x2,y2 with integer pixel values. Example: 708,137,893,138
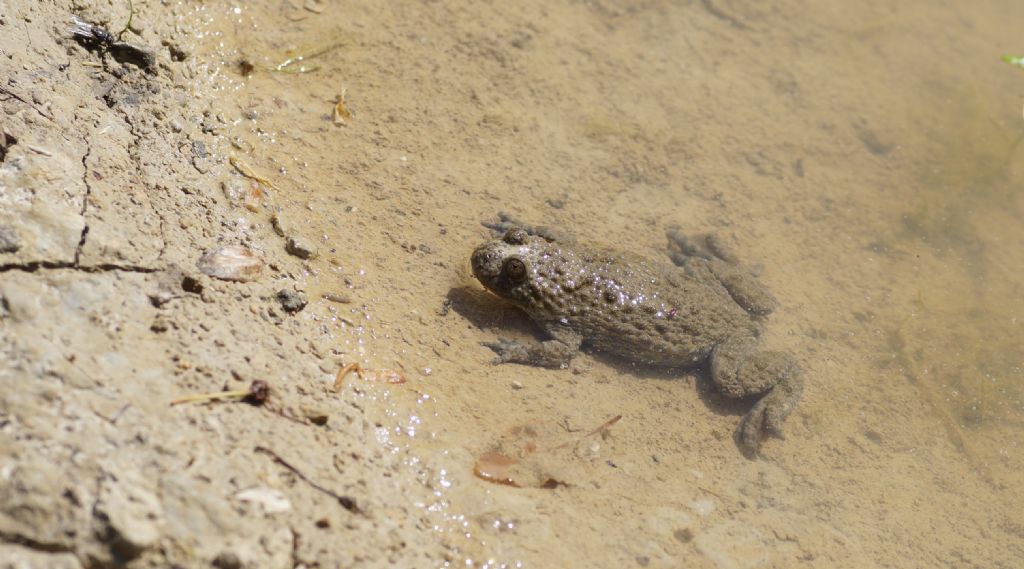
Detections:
191,0,1023,566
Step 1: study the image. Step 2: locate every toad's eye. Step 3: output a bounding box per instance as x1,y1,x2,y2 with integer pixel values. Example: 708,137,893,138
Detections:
503,257,528,282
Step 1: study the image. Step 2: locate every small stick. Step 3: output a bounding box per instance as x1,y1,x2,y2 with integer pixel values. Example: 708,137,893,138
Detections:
333,362,364,390
93,403,131,425
254,446,360,513
272,42,343,73
552,414,623,450
229,155,278,190
321,292,351,304
170,380,270,406
583,414,622,438
27,145,53,156
333,363,406,391
169,389,249,406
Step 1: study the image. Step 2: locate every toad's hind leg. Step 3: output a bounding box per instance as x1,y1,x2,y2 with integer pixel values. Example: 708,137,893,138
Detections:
666,230,777,315
710,335,803,455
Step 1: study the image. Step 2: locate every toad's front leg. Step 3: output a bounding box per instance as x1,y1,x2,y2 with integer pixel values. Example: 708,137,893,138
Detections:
482,322,582,369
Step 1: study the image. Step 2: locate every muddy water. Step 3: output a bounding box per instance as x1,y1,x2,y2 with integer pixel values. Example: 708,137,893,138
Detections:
190,0,1022,566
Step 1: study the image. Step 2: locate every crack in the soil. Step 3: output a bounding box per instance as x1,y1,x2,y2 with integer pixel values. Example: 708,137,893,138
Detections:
0,529,75,554
156,216,168,260
115,99,144,180
71,99,160,271
112,89,170,263
0,261,158,274
74,139,92,266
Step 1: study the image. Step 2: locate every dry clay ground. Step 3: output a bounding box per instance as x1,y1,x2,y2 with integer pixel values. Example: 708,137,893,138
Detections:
3,1,1024,569
0,1,464,567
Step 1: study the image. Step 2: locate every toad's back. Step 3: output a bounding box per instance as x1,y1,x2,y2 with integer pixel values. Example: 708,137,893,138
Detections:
485,237,758,366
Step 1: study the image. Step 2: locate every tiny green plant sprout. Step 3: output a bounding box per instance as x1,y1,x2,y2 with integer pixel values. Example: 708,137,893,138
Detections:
1006,56,1024,121
1002,55,1024,69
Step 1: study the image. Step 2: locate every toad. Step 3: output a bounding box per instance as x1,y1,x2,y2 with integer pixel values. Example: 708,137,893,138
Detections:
470,217,803,454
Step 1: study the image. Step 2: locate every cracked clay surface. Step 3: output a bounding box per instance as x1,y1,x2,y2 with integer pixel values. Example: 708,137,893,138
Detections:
1,2,450,567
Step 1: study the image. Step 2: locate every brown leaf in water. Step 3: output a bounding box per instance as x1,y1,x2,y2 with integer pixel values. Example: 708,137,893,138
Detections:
472,414,621,488
334,363,407,391
473,451,520,487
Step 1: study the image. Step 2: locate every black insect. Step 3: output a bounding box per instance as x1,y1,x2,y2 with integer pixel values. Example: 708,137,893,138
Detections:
68,15,155,70
69,15,116,44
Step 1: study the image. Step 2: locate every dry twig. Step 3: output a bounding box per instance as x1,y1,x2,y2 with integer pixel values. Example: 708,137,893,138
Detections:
254,446,360,513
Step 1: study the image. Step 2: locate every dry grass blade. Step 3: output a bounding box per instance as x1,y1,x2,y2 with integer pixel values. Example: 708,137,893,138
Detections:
170,380,270,406
333,88,352,125
273,41,343,73
229,155,278,190
254,446,360,513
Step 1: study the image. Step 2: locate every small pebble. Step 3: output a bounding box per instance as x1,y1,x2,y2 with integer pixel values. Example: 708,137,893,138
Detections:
285,236,318,260
674,528,695,543
197,246,264,282
0,225,20,253
150,317,171,333
270,212,289,237
276,289,308,313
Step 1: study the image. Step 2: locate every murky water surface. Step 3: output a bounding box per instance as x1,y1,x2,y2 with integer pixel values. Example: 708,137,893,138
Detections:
189,1,1022,566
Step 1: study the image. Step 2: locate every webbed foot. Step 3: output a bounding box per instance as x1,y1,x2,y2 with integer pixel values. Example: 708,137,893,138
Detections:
737,377,801,456
711,335,803,456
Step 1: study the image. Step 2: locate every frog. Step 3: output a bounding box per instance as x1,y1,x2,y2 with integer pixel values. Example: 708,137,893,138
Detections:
470,215,803,455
